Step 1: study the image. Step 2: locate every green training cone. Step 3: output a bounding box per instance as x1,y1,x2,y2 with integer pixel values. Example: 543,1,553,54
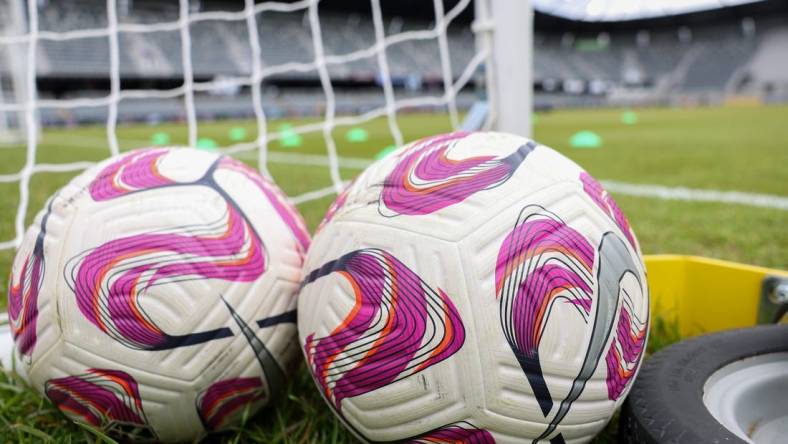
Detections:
621,110,638,125
197,137,218,150
345,127,369,143
151,132,170,146
375,145,398,160
570,130,602,149
228,127,247,142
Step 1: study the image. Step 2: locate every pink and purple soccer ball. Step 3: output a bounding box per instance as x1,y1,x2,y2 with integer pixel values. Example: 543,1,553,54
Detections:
8,148,309,441
299,131,649,443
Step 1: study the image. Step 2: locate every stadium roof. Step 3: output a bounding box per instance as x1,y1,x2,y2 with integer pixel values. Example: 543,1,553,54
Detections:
533,0,766,21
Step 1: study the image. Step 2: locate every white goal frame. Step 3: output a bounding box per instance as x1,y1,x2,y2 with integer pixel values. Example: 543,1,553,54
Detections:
0,0,33,145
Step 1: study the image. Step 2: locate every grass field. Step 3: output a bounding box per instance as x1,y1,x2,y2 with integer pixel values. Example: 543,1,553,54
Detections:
1,104,787,442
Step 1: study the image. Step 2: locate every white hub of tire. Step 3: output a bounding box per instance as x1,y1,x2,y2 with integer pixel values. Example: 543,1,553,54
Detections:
703,352,788,444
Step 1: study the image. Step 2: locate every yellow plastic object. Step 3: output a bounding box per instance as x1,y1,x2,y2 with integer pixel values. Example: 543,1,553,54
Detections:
644,255,788,337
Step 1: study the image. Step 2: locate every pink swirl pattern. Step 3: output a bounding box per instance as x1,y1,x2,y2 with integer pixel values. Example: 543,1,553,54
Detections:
8,251,43,357
8,201,52,358
380,132,534,215
580,172,637,249
67,148,299,350
409,422,495,443
302,249,465,412
90,149,174,201
495,206,595,415
197,377,265,430
219,157,310,253
67,200,264,350
45,369,153,438
605,305,647,400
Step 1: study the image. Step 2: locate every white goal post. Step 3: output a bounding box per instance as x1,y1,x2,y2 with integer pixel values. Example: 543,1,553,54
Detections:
477,0,533,138
0,0,33,145
0,0,533,251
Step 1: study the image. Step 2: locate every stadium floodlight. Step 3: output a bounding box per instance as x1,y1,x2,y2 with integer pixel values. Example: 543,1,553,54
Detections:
533,0,765,21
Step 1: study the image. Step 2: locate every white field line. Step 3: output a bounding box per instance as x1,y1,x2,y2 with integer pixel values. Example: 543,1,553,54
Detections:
290,183,349,205
10,134,788,210
600,180,788,211
224,151,788,210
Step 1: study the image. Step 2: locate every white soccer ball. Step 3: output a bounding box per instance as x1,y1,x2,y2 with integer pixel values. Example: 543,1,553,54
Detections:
8,148,309,442
298,131,650,443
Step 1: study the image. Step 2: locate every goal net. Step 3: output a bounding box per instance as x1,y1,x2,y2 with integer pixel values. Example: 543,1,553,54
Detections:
0,0,532,255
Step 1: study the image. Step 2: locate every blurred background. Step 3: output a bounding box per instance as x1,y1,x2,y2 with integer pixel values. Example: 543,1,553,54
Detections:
0,0,785,280
0,1,786,441
3,0,788,121
0,0,785,265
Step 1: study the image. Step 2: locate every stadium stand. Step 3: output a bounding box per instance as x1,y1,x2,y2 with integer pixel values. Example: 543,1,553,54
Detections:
2,0,786,124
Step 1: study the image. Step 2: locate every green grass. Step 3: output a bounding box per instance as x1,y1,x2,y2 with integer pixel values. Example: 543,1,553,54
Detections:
1,104,787,442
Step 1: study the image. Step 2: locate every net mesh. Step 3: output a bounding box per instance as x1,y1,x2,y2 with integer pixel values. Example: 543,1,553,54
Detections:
0,0,493,251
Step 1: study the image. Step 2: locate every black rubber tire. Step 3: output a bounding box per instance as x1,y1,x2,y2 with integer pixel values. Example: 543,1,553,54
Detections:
619,324,788,444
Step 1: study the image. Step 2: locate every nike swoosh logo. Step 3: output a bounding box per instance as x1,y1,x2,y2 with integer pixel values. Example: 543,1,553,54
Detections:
222,297,287,401
535,232,640,443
